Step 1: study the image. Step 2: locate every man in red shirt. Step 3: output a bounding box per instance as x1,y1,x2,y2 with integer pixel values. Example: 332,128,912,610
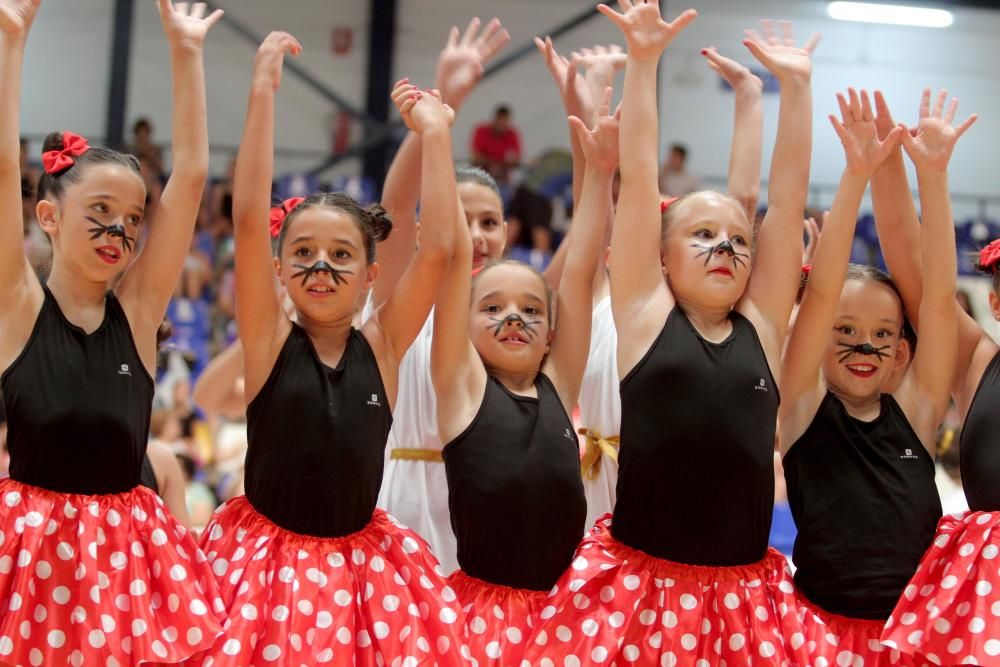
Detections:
471,105,521,184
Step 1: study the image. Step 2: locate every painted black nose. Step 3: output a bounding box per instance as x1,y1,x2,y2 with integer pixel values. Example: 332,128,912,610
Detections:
714,240,735,256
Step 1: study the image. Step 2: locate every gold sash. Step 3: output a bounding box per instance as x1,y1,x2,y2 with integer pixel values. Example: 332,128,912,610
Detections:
579,428,620,480
390,448,444,463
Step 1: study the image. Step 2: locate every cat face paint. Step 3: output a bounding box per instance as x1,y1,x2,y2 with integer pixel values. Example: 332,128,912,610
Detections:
86,216,135,253
836,341,891,364
290,260,354,287
690,239,750,271
488,313,542,341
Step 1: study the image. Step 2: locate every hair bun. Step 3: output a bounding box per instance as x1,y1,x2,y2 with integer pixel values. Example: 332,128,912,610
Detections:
365,203,393,243
42,131,66,154
156,317,174,347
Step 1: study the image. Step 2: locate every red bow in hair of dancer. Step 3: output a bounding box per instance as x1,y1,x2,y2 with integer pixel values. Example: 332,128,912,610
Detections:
801,264,812,277
269,197,305,239
660,197,680,214
41,132,90,175
978,239,1000,272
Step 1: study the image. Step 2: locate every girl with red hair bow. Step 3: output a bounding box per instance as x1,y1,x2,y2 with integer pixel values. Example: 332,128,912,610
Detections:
191,30,465,665
0,1,227,664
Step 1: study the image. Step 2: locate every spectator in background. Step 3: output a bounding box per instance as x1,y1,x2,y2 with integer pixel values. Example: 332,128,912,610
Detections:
505,147,572,253
658,142,701,197
18,137,38,192
471,104,521,184
130,117,165,177
21,174,50,277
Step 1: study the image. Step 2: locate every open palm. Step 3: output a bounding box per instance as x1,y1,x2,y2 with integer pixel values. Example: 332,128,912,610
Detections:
830,88,901,176
743,20,818,82
598,1,696,61
570,87,620,174
158,0,223,50
900,88,977,172
436,18,509,109
0,0,40,39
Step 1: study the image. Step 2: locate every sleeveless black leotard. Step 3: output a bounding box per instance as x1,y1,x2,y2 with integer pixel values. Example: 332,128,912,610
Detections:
2,286,153,494
444,374,586,591
613,307,779,566
244,324,392,537
784,392,941,619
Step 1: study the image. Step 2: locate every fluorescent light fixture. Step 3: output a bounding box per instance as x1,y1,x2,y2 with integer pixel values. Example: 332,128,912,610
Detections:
827,2,954,28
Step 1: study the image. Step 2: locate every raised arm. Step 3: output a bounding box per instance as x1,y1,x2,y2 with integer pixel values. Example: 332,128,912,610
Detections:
545,87,618,412
192,339,245,419
232,32,302,400
373,19,508,311
738,22,818,365
780,89,901,452
0,1,43,354
118,1,222,351
873,89,990,414
701,46,763,222
365,84,456,368
896,90,975,444
602,2,697,376
431,197,485,444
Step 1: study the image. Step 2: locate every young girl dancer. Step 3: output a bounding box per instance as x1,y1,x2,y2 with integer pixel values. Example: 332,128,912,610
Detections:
862,89,992,664
428,81,615,665
778,87,963,665
372,18,509,574
195,33,465,665
0,1,226,663
537,37,765,528
526,5,817,665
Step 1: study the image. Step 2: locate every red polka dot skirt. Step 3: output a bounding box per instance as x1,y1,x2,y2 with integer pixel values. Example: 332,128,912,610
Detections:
789,593,932,666
0,478,225,666
192,496,468,665
448,569,546,667
521,515,801,666
882,511,1000,665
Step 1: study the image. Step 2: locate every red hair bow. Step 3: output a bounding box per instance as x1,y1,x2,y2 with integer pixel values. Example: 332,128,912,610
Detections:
660,196,679,214
979,239,1000,271
801,264,812,276
41,131,90,175
269,197,305,238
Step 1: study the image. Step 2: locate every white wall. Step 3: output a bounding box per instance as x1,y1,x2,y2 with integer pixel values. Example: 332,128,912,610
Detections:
16,0,1000,219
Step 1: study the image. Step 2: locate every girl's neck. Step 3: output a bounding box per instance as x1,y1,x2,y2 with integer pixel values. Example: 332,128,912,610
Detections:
46,261,109,308
675,299,733,343
297,311,355,344
485,365,538,396
829,385,883,422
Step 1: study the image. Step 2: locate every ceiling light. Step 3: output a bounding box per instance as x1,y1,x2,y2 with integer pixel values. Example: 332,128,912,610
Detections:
827,2,954,28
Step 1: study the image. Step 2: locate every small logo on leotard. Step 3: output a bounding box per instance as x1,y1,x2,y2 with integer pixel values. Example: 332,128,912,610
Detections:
754,378,768,392
118,364,131,376
900,448,920,460
564,428,576,441
366,393,381,407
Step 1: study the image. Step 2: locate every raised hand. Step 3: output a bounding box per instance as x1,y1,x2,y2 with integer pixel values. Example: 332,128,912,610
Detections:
252,31,301,91
535,35,593,125
393,80,454,134
569,86,620,175
701,46,762,93
0,0,38,40
743,20,819,82
157,0,224,52
435,17,510,109
899,88,977,173
872,89,899,143
802,212,824,266
829,88,902,177
597,1,697,62
573,44,627,120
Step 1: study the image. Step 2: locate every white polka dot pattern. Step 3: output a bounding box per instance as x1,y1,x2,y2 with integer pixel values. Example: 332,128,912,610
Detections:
191,497,466,665
0,479,223,665
882,510,1000,664
521,516,800,665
